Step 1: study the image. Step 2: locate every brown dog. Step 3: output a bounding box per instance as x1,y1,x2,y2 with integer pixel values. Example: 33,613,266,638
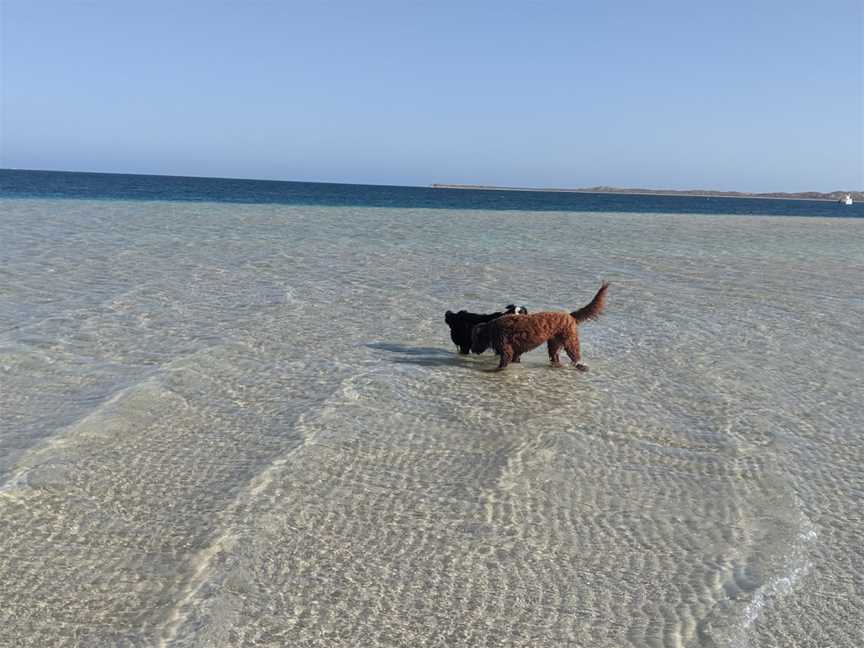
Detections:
471,282,609,370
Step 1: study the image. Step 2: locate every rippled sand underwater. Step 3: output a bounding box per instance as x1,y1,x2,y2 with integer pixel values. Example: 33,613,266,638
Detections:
1,199,862,647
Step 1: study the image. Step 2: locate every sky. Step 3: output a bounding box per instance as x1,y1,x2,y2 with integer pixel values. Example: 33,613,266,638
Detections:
1,1,862,192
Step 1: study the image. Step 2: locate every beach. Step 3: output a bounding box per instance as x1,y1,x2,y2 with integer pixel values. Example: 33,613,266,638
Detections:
1,192,862,647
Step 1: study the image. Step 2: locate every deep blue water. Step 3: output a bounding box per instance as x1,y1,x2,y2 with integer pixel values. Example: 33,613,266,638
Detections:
1,168,861,217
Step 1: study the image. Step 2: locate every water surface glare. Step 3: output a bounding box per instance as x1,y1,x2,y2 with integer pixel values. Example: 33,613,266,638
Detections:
1,198,862,647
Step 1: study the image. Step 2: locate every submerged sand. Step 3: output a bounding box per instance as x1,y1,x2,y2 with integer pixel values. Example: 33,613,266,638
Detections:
0,199,862,646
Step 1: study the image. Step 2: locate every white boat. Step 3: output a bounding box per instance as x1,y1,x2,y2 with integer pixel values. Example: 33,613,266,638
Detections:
840,193,853,205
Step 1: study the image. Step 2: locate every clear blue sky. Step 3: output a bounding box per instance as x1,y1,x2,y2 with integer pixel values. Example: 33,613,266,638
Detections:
1,1,862,191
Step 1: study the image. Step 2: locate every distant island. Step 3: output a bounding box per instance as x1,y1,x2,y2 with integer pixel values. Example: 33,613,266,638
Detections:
431,184,862,202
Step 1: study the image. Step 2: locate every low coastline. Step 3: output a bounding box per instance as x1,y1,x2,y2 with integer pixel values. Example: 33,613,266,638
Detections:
431,183,861,203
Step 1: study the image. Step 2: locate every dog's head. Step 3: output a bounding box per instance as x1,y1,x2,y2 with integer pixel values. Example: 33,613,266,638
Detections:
470,322,492,354
444,310,473,353
505,304,529,315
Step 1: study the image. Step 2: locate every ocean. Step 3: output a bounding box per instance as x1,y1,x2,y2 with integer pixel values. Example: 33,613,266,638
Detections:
1,169,862,647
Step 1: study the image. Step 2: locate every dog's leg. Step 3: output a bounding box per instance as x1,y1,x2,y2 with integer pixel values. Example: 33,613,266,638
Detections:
495,345,514,370
563,335,588,372
547,339,563,367
512,353,522,363
459,345,471,355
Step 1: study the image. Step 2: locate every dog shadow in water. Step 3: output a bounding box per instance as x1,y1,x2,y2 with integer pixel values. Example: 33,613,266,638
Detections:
366,342,480,368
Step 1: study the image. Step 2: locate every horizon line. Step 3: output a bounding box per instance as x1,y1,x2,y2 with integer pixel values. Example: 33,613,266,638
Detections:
2,166,861,198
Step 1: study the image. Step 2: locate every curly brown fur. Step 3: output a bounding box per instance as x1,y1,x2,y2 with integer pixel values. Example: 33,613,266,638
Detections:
444,304,527,354
471,283,609,370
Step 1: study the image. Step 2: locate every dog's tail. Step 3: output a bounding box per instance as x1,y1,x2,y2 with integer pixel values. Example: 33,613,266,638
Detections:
570,282,609,324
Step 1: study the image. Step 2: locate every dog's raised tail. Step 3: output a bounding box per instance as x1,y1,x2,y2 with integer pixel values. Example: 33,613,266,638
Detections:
570,282,609,324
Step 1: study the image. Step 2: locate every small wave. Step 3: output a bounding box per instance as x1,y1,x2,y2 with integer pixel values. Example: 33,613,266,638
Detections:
733,521,817,647
0,376,162,496
155,365,377,646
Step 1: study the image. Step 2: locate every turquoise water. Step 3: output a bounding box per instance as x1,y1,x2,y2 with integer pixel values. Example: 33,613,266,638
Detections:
0,175,862,647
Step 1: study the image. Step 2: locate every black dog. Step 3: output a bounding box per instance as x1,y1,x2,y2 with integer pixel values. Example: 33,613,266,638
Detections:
444,304,528,354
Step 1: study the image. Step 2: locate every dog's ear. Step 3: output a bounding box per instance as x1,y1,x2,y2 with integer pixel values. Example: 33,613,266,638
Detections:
445,310,454,324
505,304,517,313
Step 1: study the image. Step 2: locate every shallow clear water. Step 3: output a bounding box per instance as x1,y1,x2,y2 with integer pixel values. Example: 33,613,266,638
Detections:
1,196,862,647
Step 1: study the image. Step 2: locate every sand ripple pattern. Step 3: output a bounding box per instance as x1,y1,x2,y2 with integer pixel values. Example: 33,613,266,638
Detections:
1,200,862,646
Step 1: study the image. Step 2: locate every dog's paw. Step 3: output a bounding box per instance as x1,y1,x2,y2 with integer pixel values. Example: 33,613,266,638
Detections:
573,363,589,372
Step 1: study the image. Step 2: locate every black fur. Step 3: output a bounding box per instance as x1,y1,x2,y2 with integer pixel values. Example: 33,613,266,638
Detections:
444,304,528,354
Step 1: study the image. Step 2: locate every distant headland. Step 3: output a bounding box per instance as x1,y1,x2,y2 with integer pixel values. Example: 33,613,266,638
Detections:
430,184,863,202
